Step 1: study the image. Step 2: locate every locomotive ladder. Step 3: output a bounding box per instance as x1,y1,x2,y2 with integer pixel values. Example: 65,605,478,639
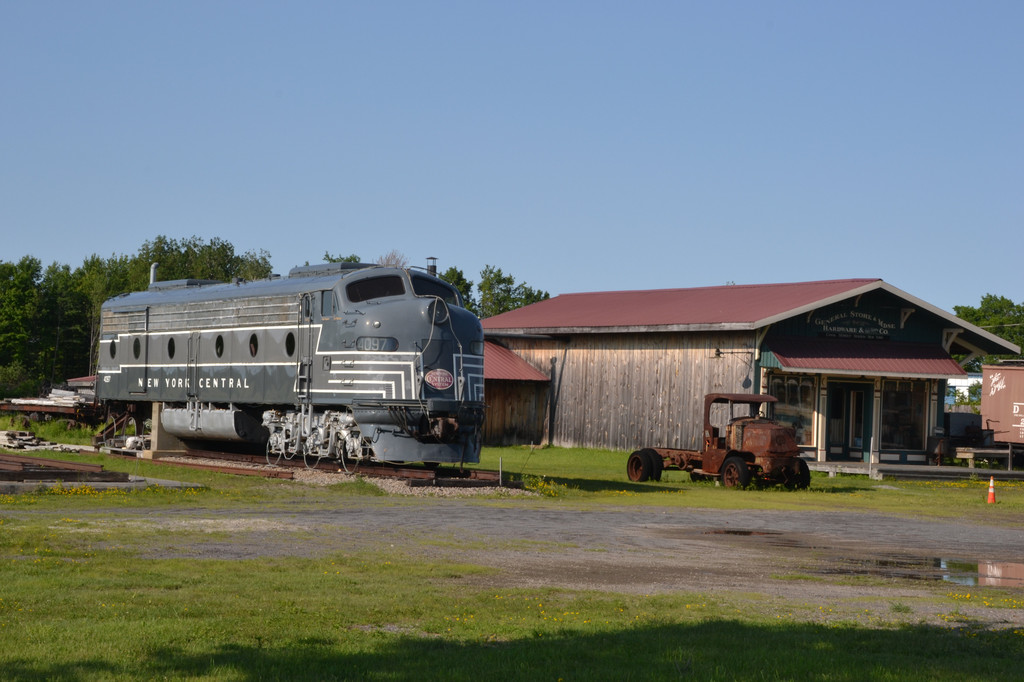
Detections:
296,293,315,439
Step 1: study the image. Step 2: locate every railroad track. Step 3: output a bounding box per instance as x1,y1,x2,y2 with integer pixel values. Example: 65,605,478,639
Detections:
100,445,519,488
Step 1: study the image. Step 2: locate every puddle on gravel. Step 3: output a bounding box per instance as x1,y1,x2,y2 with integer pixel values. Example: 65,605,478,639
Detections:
653,527,1024,586
695,529,1024,586
820,556,1024,587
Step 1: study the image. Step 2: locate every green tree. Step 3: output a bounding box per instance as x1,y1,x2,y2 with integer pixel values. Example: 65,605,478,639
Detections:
954,294,1024,371
476,265,549,319
133,235,272,287
37,262,92,384
0,238,274,393
439,266,476,313
0,256,43,389
78,253,133,375
323,252,361,263
0,361,34,399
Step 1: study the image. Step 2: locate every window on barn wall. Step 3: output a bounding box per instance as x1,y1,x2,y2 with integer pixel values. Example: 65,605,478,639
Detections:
881,380,927,450
768,374,816,446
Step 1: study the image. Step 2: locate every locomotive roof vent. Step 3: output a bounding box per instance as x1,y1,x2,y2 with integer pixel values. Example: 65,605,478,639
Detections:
288,262,375,278
148,278,225,291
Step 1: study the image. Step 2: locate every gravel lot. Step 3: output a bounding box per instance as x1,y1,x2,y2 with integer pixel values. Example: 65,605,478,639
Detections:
32,464,1024,630
8,452,1024,629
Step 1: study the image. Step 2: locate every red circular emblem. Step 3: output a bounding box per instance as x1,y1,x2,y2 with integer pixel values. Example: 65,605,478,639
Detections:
425,368,454,390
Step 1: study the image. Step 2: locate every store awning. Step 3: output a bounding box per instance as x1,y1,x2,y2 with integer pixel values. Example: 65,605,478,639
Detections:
765,337,967,379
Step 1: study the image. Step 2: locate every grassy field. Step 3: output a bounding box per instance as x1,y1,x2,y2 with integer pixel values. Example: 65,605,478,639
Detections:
477,445,1024,525
2,436,1024,679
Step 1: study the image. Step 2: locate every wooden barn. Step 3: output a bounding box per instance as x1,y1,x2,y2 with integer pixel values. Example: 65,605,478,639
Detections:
481,279,1020,464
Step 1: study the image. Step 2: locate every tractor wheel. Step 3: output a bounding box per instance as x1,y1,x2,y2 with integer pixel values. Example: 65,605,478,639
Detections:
644,449,663,481
720,456,751,489
626,450,653,482
794,459,811,489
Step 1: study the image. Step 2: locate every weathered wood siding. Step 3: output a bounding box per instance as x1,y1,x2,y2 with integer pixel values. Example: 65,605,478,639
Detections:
482,380,548,446
499,331,758,451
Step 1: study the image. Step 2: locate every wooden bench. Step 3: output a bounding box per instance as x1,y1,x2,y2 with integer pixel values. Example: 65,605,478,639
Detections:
955,445,1016,471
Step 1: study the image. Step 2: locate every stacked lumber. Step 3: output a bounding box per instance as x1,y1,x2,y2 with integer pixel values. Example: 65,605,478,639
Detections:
5,390,86,408
0,430,80,453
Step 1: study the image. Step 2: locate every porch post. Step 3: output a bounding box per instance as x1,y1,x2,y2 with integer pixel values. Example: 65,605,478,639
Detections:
816,377,828,462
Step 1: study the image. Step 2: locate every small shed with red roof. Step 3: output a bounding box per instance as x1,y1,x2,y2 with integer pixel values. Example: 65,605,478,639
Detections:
482,279,1019,464
482,341,550,445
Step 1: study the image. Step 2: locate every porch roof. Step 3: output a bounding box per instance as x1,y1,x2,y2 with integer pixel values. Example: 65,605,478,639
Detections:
765,337,967,379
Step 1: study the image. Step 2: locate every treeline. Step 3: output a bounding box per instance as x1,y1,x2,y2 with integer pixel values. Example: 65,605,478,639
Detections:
0,236,272,398
0,237,548,398
953,295,1024,371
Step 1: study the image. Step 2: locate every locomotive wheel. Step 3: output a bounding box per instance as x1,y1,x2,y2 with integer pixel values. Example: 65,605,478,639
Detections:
265,436,283,466
304,428,323,468
720,456,751,489
626,450,653,482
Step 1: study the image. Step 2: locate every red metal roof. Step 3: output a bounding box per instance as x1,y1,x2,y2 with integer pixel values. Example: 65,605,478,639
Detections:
484,341,550,381
482,279,882,332
767,337,966,378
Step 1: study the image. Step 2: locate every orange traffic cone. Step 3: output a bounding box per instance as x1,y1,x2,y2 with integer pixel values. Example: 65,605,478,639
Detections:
987,476,996,504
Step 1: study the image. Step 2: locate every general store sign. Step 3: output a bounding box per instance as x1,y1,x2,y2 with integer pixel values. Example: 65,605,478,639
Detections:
812,310,896,340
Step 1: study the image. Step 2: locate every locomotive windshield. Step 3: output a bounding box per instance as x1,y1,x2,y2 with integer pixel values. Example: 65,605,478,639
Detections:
410,274,461,307
346,275,405,303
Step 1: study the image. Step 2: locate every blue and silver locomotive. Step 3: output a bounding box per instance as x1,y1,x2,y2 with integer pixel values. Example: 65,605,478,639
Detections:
96,262,485,464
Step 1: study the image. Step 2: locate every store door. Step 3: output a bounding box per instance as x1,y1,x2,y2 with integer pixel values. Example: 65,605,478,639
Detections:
826,382,873,461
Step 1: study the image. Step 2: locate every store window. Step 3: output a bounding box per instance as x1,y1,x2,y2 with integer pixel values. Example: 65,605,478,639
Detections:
881,380,927,450
768,374,816,446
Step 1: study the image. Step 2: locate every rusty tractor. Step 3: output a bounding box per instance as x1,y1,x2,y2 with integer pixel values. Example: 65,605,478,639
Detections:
626,393,810,489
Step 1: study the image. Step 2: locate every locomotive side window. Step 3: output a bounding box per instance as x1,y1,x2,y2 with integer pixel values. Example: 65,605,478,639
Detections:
410,274,461,307
321,290,335,317
168,337,176,359
133,338,141,359
109,340,117,358
215,335,224,358
346,275,405,303
286,332,296,357
249,334,259,357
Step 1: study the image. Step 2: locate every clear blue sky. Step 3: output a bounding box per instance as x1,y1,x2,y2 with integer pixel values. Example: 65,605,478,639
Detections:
2,2,1020,314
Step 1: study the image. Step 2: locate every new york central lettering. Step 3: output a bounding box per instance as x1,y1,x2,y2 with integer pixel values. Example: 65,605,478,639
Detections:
139,374,250,390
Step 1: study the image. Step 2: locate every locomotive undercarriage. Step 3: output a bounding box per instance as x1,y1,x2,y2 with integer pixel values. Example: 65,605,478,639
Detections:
262,401,484,465
262,406,365,463
111,398,482,466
